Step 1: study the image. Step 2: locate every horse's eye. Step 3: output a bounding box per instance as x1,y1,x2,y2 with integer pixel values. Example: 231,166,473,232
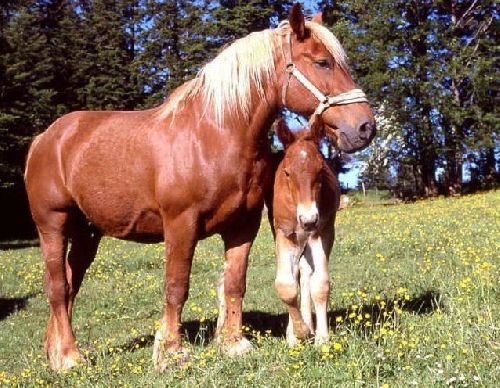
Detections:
315,59,331,69
283,168,290,177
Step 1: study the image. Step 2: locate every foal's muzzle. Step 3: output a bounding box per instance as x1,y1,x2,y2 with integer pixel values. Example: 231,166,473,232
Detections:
297,203,319,232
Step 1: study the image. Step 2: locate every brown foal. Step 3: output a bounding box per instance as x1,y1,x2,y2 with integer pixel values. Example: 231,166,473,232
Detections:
24,5,374,371
272,117,340,345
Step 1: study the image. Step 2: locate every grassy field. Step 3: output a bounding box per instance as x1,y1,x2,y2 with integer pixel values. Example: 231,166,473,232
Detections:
0,191,498,387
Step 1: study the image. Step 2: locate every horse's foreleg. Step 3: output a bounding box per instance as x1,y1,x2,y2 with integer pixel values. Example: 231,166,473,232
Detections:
39,211,83,371
217,214,260,356
275,229,310,346
299,250,314,335
308,234,332,344
153,212,197,372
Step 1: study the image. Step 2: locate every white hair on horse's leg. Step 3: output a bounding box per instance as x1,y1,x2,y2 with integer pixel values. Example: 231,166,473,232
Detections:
215,262,227,338
299,253,314,334
308,236,330,344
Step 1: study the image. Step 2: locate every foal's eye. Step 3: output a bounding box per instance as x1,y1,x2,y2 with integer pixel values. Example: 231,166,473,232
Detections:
314,59,331,69
283,169,290,178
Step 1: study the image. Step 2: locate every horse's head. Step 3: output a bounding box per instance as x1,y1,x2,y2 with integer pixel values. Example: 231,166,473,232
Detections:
278,4,375,153
276,117,326,232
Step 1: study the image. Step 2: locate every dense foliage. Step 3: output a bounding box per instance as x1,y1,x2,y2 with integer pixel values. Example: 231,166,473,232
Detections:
322,0,498,196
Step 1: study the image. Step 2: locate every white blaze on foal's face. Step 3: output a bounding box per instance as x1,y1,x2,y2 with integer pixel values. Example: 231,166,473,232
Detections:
282,139,324,231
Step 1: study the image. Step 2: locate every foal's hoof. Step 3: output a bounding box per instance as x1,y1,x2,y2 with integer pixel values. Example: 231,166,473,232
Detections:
294,323,312,341
286,321,311,346
222,337,254,357
314,334,329,345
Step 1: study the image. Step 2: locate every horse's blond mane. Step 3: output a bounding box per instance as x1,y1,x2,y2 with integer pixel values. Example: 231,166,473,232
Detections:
159,21,348,125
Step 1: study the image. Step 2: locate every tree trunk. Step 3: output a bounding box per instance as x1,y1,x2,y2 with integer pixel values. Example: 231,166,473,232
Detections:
443,118,462,196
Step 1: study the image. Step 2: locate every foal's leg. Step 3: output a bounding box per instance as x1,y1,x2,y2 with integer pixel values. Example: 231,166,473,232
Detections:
39,211,83,371
308,231,333,344
274,229,310,346
153,212,197,372
298,250,314,335
216,213,261,356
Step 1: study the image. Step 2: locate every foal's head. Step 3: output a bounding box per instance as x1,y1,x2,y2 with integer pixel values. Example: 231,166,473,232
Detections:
276,117,326,232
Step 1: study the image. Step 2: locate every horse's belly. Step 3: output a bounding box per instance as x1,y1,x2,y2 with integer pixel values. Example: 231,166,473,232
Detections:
76,192,164,240
68,161,164,239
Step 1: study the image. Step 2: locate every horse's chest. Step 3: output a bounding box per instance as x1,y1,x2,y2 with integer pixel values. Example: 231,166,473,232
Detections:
203,156,272,233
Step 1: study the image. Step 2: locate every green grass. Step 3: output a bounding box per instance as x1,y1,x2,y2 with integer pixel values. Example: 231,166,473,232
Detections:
0,191,498,387
346,189,397,208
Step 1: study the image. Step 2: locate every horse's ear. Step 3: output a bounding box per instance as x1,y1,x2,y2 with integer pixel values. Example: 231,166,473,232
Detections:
309,114,324,143
276,119,295,148
312,12,323,25
289,3,306,40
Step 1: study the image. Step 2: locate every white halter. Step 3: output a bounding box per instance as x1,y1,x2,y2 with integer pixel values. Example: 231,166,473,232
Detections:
281,27,369,116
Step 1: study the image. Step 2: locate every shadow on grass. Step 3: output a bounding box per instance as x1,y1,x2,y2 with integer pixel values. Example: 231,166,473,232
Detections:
0,240,39,250
0,293,38,320
119,290,442,353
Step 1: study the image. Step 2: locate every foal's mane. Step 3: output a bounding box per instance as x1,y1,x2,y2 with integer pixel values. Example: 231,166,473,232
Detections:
160,21,348,125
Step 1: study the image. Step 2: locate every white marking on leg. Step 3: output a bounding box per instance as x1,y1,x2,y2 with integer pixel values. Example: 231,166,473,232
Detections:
275,231,304,344
215,263,227,338
152,319,166,370
286,316,299,347
224,337,254,356
308,236,330,343
298,254,314,334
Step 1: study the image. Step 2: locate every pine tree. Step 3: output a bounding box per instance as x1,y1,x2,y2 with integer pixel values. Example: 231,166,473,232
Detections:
81,0,143,110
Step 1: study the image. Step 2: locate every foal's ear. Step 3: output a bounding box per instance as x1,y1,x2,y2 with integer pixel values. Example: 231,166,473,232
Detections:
289,3,306,40
309,114,324,143
276,119,295,148
311,12,323,25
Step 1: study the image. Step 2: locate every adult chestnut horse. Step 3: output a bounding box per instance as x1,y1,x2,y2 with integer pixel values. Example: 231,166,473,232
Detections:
272,117,340,347
24,5,375,372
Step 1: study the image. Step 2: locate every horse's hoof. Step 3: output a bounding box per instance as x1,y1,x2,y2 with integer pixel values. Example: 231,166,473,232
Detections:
222,337,254,357
153,347,190,373
48,349,85,372
62,351,86,371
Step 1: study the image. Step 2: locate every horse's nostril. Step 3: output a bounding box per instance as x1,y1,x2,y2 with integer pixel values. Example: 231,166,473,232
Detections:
359,122,373,140
299,214,319,231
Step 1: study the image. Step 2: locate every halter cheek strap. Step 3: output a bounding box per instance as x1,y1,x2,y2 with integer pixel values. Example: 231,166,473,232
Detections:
281,31,369,116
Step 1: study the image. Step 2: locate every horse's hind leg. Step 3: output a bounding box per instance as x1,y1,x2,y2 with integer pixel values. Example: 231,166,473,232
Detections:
66,216,101,320
37,210,83,371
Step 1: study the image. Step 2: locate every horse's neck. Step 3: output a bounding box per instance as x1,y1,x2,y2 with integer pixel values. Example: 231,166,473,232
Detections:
224,87,280,151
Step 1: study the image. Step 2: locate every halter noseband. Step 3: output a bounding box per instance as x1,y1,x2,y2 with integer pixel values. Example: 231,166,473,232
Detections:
281,29,369,116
